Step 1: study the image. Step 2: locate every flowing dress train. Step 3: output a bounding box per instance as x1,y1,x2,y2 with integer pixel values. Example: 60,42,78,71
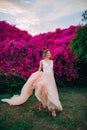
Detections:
1,60,63,111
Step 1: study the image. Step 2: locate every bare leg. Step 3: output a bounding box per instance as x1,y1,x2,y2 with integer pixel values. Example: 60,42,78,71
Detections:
38,102,43,111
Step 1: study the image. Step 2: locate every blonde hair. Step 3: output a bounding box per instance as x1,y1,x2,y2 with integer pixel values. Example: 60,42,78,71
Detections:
43,49,51,58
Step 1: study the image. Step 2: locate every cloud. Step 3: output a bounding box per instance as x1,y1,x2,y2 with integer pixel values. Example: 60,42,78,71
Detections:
33,0,87,21
0,0,87,35
0,0,25,15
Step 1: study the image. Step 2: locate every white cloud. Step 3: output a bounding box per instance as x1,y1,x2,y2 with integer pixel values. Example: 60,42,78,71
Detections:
0,0,87,35
0,0,24,15
32,0,87,21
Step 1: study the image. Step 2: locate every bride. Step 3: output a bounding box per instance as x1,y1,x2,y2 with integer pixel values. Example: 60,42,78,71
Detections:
1,49,63,117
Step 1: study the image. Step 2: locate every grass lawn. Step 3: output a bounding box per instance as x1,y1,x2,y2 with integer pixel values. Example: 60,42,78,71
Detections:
0,87,87,130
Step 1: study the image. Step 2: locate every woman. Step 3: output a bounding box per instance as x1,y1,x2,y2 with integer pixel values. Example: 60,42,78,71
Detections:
1,49,63,117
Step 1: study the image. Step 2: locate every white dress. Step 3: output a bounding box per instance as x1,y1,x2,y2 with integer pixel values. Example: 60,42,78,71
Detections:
1,60,63,111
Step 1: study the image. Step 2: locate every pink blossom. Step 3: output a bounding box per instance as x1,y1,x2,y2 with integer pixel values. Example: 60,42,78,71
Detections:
0,21,81,81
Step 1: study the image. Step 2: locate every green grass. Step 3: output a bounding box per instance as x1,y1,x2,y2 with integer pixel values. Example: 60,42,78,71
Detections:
0,87,87,130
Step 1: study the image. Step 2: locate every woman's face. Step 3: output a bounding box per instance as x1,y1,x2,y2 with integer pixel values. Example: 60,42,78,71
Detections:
45,51,51,59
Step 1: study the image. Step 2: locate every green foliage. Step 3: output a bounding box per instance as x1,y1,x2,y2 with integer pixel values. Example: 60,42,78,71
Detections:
0,72,26,93
71,25,87,64
70,25,87,80
82,10,87,24
0,87,87,130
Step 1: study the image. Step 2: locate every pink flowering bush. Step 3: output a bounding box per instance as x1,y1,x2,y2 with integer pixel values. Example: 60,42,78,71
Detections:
0,21,81,81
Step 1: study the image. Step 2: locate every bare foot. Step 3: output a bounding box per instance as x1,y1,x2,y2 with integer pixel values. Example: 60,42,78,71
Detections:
52,110,56,117
38,102,43,111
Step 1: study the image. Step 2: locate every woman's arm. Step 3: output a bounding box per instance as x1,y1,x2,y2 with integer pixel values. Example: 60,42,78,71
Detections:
38,60,43,71
52,60,54,74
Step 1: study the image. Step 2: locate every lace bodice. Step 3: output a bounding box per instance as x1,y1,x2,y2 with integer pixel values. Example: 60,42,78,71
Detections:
42,60,53,72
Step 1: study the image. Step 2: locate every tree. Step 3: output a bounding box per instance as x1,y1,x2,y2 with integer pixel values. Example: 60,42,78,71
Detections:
71,25,87,64
71,25,87,78
81,10,87,25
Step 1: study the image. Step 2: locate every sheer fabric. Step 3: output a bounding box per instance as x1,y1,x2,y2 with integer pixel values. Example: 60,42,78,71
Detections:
1,60,63,111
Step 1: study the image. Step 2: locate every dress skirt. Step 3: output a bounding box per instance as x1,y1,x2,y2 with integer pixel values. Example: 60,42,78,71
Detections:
1,71,63,111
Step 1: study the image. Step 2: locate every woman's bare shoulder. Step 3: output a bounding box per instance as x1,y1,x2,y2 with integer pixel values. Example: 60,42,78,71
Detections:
40,60,44,64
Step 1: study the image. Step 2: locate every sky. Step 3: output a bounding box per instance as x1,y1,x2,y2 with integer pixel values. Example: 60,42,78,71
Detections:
0,0,87,35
